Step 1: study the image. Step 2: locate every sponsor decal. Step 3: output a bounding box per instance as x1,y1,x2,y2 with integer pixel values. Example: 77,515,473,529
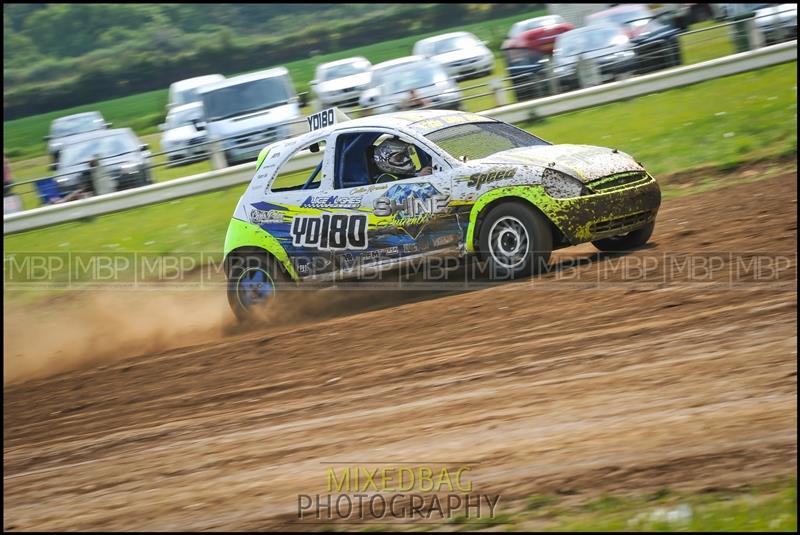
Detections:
250,207,284,224
465,168,517,189
301,195,362,210
291,214,368,250
431,234,460,247
373,183,449,218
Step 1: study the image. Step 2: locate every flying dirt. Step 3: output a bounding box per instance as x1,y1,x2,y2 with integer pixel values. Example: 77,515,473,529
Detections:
3,162,797,530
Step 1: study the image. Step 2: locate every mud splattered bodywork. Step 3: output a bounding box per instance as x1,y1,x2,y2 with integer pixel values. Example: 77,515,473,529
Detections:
224,109,661,283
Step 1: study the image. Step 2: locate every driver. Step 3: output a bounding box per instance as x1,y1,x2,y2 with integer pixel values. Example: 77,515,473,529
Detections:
373,138,432,183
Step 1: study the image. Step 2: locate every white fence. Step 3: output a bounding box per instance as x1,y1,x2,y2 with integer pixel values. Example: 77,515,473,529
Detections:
3,40,796,235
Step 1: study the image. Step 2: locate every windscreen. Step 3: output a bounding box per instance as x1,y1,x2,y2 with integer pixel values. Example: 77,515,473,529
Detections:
52,115,102,137
556,27,624,57
384,63,447,94
321,61,369,81
59,133,138,167
589,6,652,27
203,77,292,121
433,34,478,54
511,15,565,36
425,122,549,161
166,107,202,129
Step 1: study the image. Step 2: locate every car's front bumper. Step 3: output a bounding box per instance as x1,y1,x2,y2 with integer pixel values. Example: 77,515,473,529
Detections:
548,174,661,244
466,174,662,252
444,57,494,80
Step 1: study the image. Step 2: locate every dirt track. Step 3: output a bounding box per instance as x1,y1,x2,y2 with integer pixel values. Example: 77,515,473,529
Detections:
3,166,797,530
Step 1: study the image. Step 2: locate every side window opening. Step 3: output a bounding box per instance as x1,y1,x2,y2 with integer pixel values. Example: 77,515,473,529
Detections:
334,132,433,189
270,140,326,192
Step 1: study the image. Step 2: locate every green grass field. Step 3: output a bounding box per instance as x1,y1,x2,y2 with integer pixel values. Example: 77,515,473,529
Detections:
4,61,796,287
4,16,752,167
428,477,797,532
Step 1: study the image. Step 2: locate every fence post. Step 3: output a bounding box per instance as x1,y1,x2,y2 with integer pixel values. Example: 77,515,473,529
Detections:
489,78,508,107
577,56,601,89
210,138,228,170
545,60,559,96
746,17,765,49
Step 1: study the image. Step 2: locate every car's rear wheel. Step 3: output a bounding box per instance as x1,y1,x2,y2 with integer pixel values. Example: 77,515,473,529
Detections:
226,252,289,321
478,202,553,280
592,221,655,252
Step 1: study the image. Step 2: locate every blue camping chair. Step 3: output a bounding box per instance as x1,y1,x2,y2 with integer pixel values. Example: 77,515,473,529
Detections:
35,177,63,205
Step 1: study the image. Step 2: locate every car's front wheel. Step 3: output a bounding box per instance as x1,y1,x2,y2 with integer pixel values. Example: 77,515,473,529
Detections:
478,202,553,280
226,252,290,321
592,221,655,252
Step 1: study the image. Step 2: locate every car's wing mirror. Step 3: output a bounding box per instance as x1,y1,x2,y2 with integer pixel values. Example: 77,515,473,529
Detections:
43,135,50,141
158,124,165,131
192,119,206,131
310,79,318,86
140,144,149,151
48,162,57,171
105,122,113,128
309,142,320,153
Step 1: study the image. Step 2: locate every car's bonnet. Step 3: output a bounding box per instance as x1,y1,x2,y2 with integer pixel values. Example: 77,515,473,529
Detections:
433,47,487,64
163,125,202,144
476,144,644,182
206,103,300,136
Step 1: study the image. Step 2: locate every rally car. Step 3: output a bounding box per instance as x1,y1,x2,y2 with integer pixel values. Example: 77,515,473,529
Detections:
224,108,661,319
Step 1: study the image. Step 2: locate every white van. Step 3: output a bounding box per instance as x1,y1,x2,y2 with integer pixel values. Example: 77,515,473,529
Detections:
197,67,302,165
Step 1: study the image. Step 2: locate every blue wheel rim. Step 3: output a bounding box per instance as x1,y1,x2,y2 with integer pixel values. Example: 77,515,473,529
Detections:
236,267,275,309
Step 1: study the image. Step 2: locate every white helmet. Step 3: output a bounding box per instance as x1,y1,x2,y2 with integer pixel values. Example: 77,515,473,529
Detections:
374,138,415,175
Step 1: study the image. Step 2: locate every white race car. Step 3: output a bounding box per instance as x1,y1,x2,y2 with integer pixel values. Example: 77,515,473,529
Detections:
224,108,661,319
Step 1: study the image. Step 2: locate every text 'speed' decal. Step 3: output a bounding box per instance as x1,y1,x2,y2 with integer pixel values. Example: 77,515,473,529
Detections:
291,214,368,250
466,168,517,188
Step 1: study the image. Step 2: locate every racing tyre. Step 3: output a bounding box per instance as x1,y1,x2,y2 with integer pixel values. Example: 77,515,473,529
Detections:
592,221,655,252
226,252,290,321
478,202,553,280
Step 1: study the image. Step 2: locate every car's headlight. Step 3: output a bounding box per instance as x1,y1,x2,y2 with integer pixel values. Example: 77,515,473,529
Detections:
542,168,586,198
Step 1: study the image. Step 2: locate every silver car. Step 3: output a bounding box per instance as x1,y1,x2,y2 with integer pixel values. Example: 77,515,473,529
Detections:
358,56,463,114
311,57,372,110
159,102,208,166
755,4,797,44
552,23,637,91
413,31,494,81
45,111,110,162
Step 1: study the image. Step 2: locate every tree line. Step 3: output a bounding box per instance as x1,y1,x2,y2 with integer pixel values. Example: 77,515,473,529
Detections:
4,3,543,120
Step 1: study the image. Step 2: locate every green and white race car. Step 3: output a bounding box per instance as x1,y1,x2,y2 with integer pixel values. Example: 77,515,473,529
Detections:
224,109,661,319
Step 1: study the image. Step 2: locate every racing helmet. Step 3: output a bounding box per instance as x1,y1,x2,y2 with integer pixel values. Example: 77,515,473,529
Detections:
373,138,416,175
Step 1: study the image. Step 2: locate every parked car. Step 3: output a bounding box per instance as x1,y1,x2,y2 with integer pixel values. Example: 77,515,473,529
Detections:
552,24,638,91
167,74,225,111
45,111,110,162
586,4,683,72
49,128,152,197
412,31,494,81
358,56,463,114
198,67,302,166
159,102,208,166
501,14,574,101
311,57,372,110
754,4,797,44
